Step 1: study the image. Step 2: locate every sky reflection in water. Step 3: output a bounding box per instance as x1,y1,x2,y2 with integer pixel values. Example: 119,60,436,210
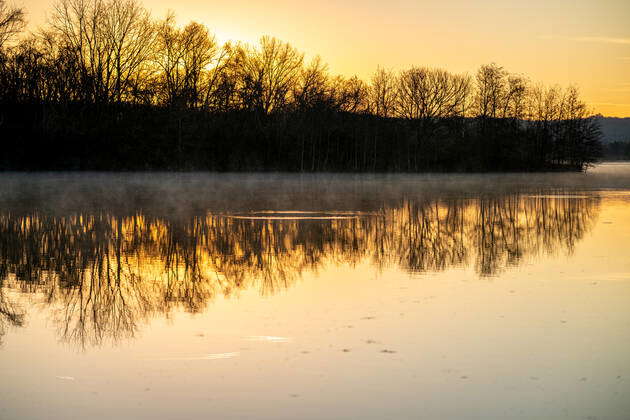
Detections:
0,166,629,419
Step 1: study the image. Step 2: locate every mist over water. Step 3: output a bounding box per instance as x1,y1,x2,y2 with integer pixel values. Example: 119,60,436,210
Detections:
1,165,629,419
1,164,628,211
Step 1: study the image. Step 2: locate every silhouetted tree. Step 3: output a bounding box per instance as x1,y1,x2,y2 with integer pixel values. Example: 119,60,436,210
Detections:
292,55,331,110
237,36,303,114
474,63,506,119
395,66,470,120
154,14,217,108
369,67,396,117
0,0,24,49
48,0,154,103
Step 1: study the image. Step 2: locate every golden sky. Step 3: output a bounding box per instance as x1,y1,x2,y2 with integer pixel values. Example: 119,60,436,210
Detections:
22,0,630,116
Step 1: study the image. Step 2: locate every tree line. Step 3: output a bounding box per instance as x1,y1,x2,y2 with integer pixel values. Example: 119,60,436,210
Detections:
0,0,602,171
603,141,630,160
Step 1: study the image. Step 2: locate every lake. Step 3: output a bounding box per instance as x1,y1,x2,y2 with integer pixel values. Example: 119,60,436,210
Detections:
1,165,629,419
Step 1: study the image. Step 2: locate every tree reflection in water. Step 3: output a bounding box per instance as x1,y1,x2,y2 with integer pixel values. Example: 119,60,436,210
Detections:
0,193,599,348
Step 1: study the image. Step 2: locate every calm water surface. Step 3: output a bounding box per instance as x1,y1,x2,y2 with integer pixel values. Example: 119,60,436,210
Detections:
1,165,630,419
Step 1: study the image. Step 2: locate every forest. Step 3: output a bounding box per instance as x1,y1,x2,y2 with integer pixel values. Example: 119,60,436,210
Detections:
0,0,602,171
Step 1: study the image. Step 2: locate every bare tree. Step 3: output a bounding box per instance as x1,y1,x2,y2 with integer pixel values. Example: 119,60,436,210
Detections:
395,66,470,120
154,15,217,108
0,0,24,49
369,66,396,117
332,75,368,113
49,0,110,102
561,86,587,120
203,41,242,112
153,12,182,105
33,30,84,103
292,55,330,110
526,83,562,123
102,0,154,102
474,63,507,118
179,21,217,108
49,0,154,103
501,74,528,119
238,36,303,114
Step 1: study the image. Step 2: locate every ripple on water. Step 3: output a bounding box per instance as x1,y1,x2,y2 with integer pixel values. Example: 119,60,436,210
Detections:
220,210,379,220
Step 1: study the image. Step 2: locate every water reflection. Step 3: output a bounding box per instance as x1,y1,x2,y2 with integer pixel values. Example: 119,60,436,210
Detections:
0,193,598,348
0,288,24,346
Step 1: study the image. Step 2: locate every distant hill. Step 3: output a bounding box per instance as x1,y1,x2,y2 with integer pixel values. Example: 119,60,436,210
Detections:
596,116,630,143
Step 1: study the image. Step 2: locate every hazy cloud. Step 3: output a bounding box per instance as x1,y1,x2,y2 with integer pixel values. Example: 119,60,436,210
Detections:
603,83,630,91
574,37,630,45
603,87,630,93
589,102,630,107
539,35,630,45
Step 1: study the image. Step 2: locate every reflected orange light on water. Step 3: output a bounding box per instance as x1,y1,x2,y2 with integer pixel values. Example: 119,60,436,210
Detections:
1,193,629,419
0,193,602,348
0,166,630,418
